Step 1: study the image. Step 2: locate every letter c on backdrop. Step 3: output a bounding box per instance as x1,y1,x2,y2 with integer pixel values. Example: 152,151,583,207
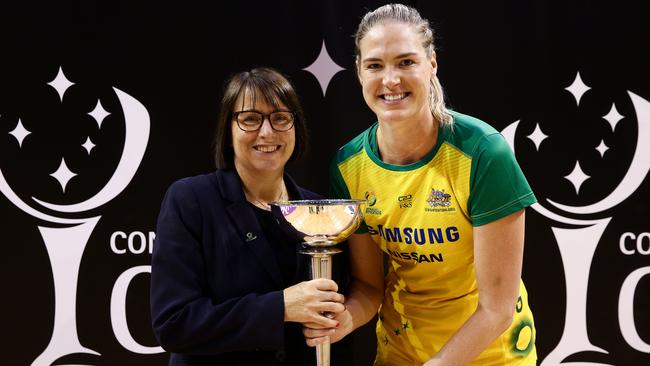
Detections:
111,265,163,354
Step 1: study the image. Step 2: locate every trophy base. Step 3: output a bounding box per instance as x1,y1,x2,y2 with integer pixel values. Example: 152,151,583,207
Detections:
298,246,342,256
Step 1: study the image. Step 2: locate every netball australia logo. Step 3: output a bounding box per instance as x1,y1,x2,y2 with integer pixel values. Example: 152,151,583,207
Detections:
502,71,650,365
0,66,150,365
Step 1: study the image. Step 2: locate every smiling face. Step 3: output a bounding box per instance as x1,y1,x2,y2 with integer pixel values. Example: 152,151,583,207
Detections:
357,22,437,125
231,88,295,177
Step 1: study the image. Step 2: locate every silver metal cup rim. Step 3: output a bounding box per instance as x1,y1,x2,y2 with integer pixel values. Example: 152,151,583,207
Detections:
270,199,366,206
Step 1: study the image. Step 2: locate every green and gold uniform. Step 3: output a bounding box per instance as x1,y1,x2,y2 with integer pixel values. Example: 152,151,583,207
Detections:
330,112,537,365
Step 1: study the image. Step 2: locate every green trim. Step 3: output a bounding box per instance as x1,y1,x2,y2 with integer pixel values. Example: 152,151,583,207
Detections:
363,121,452,171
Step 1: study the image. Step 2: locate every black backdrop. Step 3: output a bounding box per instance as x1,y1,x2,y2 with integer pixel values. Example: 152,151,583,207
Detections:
1,1,649,365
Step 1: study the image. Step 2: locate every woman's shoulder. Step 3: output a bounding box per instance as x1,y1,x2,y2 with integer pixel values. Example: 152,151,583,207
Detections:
449,111,498,136
169,171,216,188
446,111,506,156
165,171,221,200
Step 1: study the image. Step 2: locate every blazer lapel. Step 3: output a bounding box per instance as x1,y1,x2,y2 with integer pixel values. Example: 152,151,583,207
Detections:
217,170,284,288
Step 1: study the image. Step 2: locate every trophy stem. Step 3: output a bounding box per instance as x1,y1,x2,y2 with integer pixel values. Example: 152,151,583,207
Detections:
316,341,331,366
300,245,342,366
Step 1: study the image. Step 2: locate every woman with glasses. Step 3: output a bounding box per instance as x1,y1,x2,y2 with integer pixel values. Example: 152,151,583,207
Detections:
305,4,538,366
151,67,348,365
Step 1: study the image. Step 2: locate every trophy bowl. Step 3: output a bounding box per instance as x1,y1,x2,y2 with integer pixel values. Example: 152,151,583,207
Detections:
270,199,364,366
270,199,365,248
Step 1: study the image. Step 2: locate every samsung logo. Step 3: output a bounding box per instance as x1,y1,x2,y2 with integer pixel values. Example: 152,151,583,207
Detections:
368,224,460,244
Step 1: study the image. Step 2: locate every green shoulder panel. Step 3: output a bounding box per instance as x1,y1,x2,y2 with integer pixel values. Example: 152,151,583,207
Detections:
444,111,500,157
446,112,537,226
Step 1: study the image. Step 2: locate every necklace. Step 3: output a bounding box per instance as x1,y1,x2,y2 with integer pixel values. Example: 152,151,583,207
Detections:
244,182,288,211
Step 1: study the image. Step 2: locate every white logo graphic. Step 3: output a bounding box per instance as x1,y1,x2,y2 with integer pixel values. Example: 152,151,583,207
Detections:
502,71,650,365
0,66,156,365
303,40,345,96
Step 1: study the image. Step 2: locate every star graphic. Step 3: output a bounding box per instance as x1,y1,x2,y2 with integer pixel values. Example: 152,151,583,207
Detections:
88,99,110,128
602,103,624,132
303,41,345,96
527,123,548,151
50,158,77,193
393,328,401,336
565,71,590,106
9,118,31,147
48,66,75,102
82,137,95,154
402,322,410,330
595,140,608,157
564,161,590,195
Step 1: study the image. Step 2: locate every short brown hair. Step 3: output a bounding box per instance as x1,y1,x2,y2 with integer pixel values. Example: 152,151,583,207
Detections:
214,67,308,169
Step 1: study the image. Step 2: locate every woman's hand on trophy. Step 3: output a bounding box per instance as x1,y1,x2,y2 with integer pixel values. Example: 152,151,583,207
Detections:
303,308,353,346
283,279,345,328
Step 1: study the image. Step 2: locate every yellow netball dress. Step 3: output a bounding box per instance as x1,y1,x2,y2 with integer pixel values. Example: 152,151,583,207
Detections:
331,112,537,365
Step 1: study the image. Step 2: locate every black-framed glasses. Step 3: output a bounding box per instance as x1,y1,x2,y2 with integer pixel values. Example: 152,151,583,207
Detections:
233,110,295,132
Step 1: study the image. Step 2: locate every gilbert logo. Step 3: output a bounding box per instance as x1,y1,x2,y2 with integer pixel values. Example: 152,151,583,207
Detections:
502,71,650,365
0,66,156,365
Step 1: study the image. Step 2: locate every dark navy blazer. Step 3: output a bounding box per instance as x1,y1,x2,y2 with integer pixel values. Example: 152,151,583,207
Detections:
151,169,351,366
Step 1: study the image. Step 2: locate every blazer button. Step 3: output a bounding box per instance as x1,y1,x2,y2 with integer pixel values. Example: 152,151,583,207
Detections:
275,350,286,362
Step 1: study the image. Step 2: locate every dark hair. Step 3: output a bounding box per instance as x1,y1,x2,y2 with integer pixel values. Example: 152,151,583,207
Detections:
354,3,453,127
214,67,308,169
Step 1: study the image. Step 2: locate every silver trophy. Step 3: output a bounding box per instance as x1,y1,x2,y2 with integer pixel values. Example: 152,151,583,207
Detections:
270,199,364,366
